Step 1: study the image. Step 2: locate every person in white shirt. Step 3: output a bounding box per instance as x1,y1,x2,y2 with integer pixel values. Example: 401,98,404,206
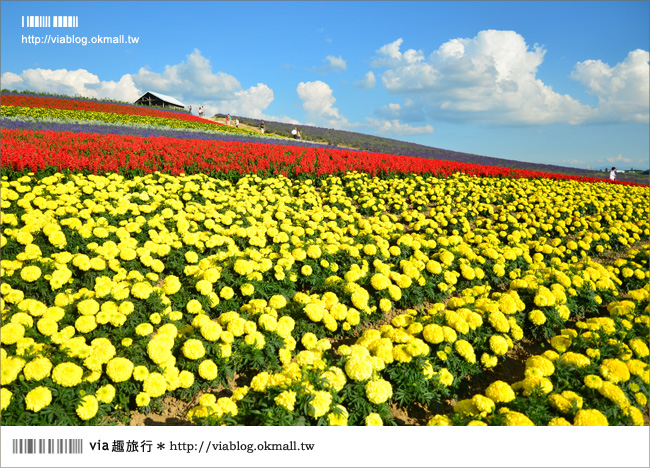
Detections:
610,167,616,181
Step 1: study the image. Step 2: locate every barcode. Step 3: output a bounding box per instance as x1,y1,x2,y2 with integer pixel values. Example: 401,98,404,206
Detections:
12,438,83,454
21,15,79,28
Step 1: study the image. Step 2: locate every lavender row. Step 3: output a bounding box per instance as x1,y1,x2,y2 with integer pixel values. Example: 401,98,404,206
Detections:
0,117,355,151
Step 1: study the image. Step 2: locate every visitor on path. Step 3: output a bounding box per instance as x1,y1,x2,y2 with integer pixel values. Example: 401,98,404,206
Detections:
297,129,302,140
291,127,298,139
227,114,231,125
188,105,192,114
260,121,265,133
610,167,617,181
235,118,239,128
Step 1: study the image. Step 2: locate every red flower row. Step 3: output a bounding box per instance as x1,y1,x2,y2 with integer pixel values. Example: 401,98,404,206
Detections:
1,94,222,125
0,129,636,185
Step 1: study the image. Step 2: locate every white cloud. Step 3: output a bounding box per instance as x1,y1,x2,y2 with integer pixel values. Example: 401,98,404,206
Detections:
352,71,377,90
1,49,288,121
371,30,595,125
314,55,347,73
371,38,425,68
1,68,140,101
365,118,434,136
606,153,632,164
325,55,347,71
296,80,349,128
133,49,241,102
571,49,649,123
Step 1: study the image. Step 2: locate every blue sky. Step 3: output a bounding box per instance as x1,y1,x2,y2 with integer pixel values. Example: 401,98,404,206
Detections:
1,1,649,170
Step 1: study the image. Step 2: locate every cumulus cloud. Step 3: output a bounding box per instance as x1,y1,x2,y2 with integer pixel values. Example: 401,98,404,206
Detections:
296,80,349,128
1,68,140,101
370,31,597,125
571,49,649,123
1,49,288,120
314,55,347,73
352,71,377,90
132,49,241,102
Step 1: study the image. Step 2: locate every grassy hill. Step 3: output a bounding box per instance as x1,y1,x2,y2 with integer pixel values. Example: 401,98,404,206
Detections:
218,113,649,185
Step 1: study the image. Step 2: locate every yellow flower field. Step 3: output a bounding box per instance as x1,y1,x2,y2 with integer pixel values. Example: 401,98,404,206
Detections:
1,165,648,426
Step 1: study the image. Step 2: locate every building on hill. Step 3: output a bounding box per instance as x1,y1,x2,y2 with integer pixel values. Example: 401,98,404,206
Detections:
135,91,186,110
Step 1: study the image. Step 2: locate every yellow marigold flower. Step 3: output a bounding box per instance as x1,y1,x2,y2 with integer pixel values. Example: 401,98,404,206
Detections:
23,357,53,381
365,412,384,426
163,275,181,295
628,338,649,359
77,298,100,316
25,386,52,412
219,286,234,300
485,381,516,403
250,371,270,393
600,358,630,384
549,335,572,353
344,356,374,381
131,281,153,299
502,410,535,426
182,339,206,360
106,357,134,383
274,390,297,412
307,391,332,419
143,372,167,398
200,321,222,341
454,399,480,417
365,379,393,405
526,355,555,376
135,392,151,407
489,335,509,356
634,391,647,406
427,415,452,426
76,395,98,421
472,394,496,415
528,309,546,326
327,405,349,426
598,381,630,409
51,362,83,387
548,417,572,426
455,340,476,364
1,388,12,411
133,365,149,382
185,251,199,263
75,315,97,334
20,265,41,282
186,299,203,314
96,384,116,404
370,273,390,291
574,409,608,426
1,323,25,345
269,294,287,309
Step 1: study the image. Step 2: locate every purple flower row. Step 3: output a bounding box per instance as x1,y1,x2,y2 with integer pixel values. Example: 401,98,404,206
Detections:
0,118,357,152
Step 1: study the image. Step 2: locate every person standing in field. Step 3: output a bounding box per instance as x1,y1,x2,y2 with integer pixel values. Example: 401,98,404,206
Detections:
260,121,265,133
188,105,192,115
291,127,298,139
235,118,239,128
610,167,617,181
